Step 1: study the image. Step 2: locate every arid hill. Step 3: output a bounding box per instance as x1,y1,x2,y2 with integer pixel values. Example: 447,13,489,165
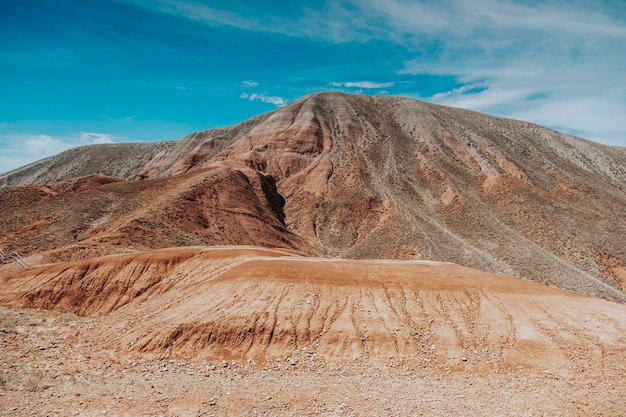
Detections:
1,92,626,301
2,246,625,371
2,246,626,416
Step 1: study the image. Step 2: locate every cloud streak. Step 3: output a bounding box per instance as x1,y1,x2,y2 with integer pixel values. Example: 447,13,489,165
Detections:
0,132,122,174
240,92,287,107
125,1,626,45
330,81,395,89
78,132,117,144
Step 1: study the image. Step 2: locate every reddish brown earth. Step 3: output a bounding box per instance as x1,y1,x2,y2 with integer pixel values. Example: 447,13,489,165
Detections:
0,168,314,265
1,246,626,415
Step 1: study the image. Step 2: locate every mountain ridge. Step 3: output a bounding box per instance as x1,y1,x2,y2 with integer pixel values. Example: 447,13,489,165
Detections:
1,92,625,302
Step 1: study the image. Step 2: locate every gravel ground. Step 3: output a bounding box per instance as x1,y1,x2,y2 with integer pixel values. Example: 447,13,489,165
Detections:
2,307,625,417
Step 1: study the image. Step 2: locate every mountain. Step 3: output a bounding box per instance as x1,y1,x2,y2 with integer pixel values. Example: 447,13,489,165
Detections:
1,92,626,301
0,141,175,188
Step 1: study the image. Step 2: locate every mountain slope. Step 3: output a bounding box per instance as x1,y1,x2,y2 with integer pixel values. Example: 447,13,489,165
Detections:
0,142,175,188
1,92,625,301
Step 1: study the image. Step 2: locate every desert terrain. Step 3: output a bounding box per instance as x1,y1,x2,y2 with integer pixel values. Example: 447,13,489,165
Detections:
2,246,626,416
1,92,626,415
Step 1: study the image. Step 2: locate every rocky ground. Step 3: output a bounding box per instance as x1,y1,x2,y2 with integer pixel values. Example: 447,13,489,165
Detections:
1,307,625,417
2,246,626,416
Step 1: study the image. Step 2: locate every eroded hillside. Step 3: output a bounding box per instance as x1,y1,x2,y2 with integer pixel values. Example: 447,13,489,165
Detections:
1,92,625,301
2,246,625,372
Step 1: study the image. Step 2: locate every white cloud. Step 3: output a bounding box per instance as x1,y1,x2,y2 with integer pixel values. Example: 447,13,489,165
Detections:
24,134,70,157
330,81,395,89
78,132,117,145
509,94,626,146
385,1,626,146
0,134,72,173
0,132,123,174
119,0,368,42
242,80,259,87
240,92,287,107
424,70,626,147
431,82,488,100
124,0,626,45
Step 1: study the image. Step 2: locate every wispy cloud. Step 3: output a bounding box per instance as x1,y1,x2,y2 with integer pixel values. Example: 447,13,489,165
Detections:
0,132,123,174
100,114,138,122
78,132,118,144
380,1,626,145
123,1,626,45
431,82,488,100
7,0,625,151
359,0,626,42
240,92,287,107
0,134,74,174
119,0,368,42
23,134,71,158
330,81,395,89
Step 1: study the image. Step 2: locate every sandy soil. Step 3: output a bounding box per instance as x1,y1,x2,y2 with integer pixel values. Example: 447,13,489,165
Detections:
1,307,625,417
2,246,626,416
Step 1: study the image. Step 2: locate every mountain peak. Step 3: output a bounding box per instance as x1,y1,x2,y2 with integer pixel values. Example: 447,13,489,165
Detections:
1,93,625,302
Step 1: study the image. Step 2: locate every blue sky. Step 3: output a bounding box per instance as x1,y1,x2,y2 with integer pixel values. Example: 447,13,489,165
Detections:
1,0,625,173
